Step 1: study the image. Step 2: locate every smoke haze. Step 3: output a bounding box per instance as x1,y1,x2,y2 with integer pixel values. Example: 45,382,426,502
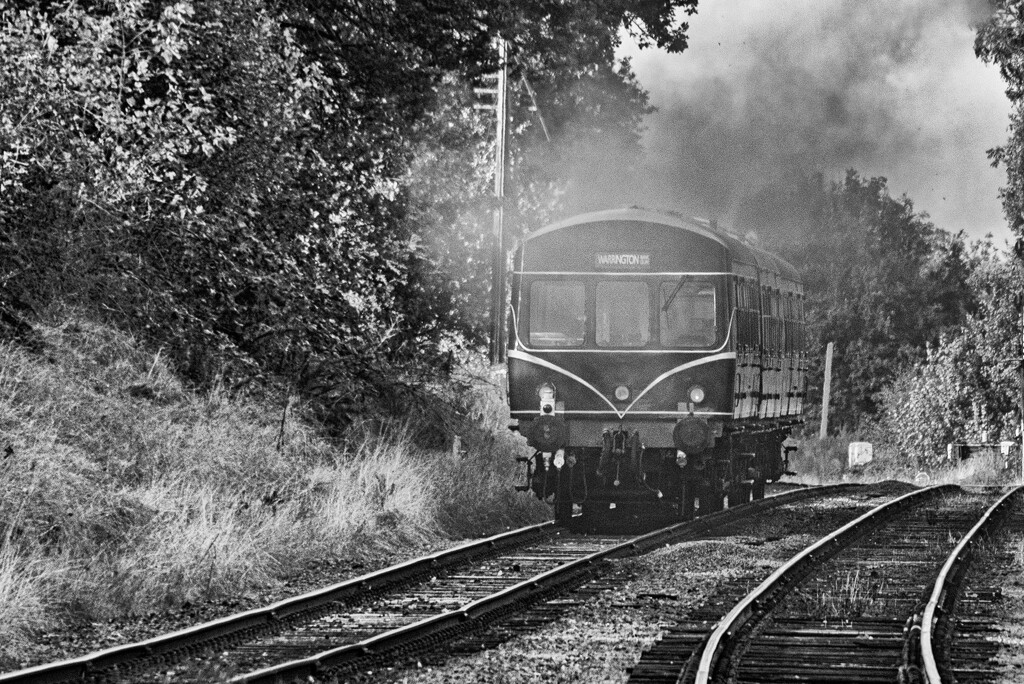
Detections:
576,0,1011,242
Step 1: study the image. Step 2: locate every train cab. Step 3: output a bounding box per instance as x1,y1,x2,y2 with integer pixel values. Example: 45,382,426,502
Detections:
507,208,804,530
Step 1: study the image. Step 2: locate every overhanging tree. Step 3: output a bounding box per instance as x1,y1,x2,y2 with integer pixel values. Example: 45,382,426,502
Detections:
0,0,698,424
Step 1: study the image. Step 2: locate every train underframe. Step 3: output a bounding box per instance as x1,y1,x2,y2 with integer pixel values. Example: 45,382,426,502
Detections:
520,422,799,532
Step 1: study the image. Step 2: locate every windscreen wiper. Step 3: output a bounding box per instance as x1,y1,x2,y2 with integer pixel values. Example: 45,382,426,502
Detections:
662,275,688,313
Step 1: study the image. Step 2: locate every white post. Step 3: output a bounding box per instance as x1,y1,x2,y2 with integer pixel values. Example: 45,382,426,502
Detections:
819,341,834,440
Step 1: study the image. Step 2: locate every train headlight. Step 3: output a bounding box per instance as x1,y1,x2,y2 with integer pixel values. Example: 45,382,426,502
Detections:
538,382,556,414
688,385,706,404
614,385,630,401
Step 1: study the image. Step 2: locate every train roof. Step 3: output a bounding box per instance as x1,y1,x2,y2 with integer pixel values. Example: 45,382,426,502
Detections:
526,207,801,284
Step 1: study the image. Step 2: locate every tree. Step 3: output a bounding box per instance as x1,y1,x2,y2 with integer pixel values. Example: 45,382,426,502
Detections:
767,172,975,432
977,2,1024,242
1,0,699,424
874,242,1022,463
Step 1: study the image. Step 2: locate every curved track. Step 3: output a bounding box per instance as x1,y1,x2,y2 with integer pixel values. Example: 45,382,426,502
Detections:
922,487,1024,683
0,486,857,683
629,485,1019,684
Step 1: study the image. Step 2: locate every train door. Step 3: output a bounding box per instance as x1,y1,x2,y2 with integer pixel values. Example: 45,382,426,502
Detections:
795,292,807,415
758,284,770,420
771,288,784,418
744,279,758,419
781,290,794,416
732,277,743,420
734,277,758,420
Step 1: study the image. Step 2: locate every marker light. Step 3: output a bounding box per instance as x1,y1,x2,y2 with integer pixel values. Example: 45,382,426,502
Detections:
676,450,688,468
688,385,706,404
614,385,630,401
553,449,565,469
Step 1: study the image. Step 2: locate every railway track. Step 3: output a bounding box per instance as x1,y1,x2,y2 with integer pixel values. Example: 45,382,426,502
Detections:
0,485,857,684
923,487,1024,683
629,484,1021,684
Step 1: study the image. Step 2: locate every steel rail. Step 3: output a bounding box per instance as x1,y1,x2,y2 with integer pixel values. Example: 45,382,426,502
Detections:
231,484,861,683
919,486,1021,683
0,520,557,684
0,484,858,684
693,483,956,684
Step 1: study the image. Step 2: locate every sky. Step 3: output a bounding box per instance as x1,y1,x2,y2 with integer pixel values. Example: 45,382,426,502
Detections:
612,0,1013,245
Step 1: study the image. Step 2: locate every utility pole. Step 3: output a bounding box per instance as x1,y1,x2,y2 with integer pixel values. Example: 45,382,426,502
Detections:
1019,300,1023,484
484,38,508,365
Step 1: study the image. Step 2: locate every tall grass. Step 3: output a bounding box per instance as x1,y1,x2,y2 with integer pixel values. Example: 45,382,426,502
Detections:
0,315,546,664
788,429,1020,486
0,544,50,661
791,566,890,619
431,367,549,536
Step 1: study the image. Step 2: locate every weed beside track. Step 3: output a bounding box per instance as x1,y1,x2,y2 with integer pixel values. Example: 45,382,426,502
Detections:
0,316,546,670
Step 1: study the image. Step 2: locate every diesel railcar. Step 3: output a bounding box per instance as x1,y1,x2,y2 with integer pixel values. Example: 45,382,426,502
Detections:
507,208,805,529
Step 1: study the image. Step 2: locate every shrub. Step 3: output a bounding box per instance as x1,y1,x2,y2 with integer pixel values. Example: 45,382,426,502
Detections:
0,315,547,664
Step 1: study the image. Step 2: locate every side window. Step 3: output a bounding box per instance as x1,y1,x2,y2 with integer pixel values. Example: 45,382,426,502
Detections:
528,281,586,347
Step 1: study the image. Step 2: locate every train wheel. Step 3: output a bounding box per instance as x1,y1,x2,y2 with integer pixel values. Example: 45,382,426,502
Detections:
553,465,573,525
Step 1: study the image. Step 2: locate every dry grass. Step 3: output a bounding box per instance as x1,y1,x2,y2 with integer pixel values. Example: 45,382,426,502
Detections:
787,432,1020,487
786,434,851,485
0,315,547,662
0,544,51,661
791,567,890,619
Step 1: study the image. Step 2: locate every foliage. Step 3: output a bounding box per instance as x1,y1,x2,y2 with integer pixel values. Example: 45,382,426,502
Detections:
977,1,1024,245
398,2,682,345
873,243,1024,464
763,3,1024,466
0,0,696,421
766,171,975,432
0,0,403,390
847,0,1024,466
764,0,1024,462
0,314,546,663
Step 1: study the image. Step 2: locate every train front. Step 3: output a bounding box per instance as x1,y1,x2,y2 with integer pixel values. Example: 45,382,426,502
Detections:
507,209,736,528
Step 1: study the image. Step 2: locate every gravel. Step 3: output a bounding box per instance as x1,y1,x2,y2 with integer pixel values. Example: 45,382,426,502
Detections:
3,482,912,682
352,487,897,684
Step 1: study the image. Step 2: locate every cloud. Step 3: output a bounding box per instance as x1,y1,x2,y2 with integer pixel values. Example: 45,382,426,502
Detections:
599,0,1010,241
